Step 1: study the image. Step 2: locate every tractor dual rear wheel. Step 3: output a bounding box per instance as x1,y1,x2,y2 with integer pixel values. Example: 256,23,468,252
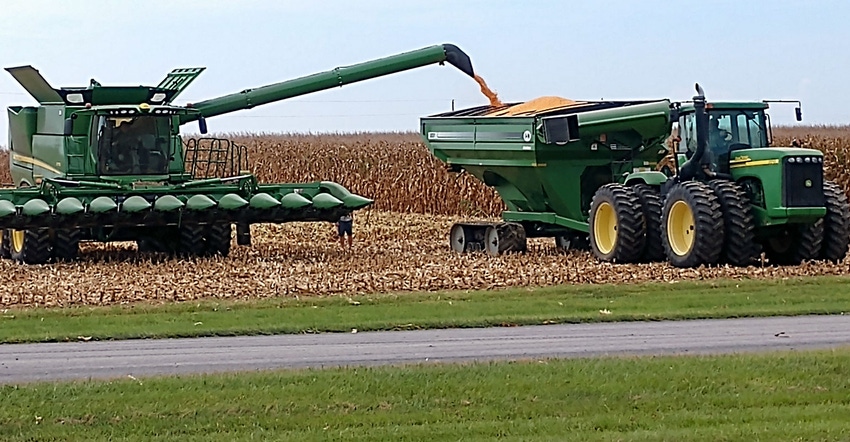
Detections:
820,180,850,262
0,230,10,259
589,183,646,263
763,221,823,265
661,181,724,268
708,180,760,266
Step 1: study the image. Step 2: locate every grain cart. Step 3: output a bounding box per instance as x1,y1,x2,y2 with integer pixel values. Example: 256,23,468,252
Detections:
0,43,476,263
655,84,850,267
420,97,675,262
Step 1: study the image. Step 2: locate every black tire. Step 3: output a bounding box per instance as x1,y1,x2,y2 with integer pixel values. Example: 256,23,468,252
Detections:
52,229,81,262
661,181,724,268
9,228,51,264
206,223,232,257
632,183,665,262
707,180,760,266
820,181,850,263
555,231,590,252
763,221,823,265
0,230,10,259
589,183,646,263
484,222,527,256
178,224,206,257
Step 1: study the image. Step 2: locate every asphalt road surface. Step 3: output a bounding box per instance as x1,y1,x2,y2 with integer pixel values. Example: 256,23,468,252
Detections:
2,315,849,384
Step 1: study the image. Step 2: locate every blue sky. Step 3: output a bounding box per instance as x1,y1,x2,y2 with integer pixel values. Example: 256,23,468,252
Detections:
1,0,847,144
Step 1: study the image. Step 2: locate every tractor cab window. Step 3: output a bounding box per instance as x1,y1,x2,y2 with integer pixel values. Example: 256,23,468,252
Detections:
95,115,171,175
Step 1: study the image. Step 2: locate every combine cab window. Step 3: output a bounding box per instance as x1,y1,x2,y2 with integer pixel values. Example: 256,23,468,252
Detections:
95,116,171,175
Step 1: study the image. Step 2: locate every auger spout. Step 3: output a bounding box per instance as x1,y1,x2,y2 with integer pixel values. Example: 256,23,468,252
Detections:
180,43,475,123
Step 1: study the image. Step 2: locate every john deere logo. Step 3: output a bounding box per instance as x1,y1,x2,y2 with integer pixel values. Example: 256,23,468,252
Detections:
805,179,813,188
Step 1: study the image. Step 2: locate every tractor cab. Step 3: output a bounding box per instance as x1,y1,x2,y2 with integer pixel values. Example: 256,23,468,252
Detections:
675,102,772,175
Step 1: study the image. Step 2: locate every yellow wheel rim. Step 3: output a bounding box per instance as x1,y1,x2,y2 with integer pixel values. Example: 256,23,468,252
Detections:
593,201,618,255
667,200,695,256
11,229,25,254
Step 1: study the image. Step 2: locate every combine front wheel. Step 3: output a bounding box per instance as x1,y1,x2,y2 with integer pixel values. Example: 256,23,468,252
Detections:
206,223,232,257
589,183,646,263
820,181,850,262
661,181,724,268
0,230,10,259
178,225,206,257
484,222,527,256
52,229,81,262
9,229,51,264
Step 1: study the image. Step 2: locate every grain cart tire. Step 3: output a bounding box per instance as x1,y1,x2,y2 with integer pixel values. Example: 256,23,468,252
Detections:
484,222,527,256
178,225,206,257
206,223,232,257
52,229,81,262
820,180,850,263
449,224,470,253
763,221,823,265
707,180,760,266
632,183,665,262
9,228,51,264
661,181,724,268
0,230,11,259
589,183,646,263
555,232,590,252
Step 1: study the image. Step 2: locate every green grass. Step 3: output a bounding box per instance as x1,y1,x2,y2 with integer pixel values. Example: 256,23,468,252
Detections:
2,275,850,344
1,349,849,441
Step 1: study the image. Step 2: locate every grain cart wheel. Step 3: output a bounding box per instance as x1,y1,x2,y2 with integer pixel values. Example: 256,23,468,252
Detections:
707,180,760,266
484,222,527,256
205,223,232,257
763,221,823,265
9,228,51,264
632,183,665,262
555,232,590,252
449,224,470,253
0,230,10,259
820,180,850,262
589,183,646,263
661,181,724,268
52,229,81,262
178,224,206,257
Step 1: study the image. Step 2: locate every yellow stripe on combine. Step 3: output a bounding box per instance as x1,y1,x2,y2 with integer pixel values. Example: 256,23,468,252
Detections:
11,153,62,175
729,159,780,169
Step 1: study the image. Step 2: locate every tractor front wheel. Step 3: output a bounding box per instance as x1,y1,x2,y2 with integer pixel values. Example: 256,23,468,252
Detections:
589,183,646,263
661,181,724,268
763,222,823,265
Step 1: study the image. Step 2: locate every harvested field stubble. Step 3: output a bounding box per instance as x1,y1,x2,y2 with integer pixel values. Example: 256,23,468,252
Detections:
2,210,850,308
2,127,850,308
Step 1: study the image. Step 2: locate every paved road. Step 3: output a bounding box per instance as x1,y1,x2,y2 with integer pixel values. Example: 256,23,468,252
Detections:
2,315,849,384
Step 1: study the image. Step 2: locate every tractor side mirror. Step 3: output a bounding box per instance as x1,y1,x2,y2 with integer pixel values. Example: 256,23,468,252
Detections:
63,118,73,136
198,116,208,134
795,106,802,121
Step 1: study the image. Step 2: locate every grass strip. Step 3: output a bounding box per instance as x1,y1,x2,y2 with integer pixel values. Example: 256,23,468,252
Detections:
1,348,849,441
2,275,850,344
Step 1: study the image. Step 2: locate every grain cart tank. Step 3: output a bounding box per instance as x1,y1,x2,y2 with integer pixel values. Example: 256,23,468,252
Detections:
420,97,675,262
0,43,476,263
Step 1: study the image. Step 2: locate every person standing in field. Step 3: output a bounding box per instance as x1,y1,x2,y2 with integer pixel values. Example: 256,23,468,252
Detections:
337,211,353,249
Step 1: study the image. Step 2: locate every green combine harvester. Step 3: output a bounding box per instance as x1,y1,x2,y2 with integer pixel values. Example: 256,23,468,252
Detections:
420,84,850,268
0,43,476,263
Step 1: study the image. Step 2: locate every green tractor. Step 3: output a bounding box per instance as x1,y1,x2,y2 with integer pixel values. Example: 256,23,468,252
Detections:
0,43,476,264
643,84,850,267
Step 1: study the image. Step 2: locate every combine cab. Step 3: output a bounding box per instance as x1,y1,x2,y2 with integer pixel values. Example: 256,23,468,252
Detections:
0,44,476,263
